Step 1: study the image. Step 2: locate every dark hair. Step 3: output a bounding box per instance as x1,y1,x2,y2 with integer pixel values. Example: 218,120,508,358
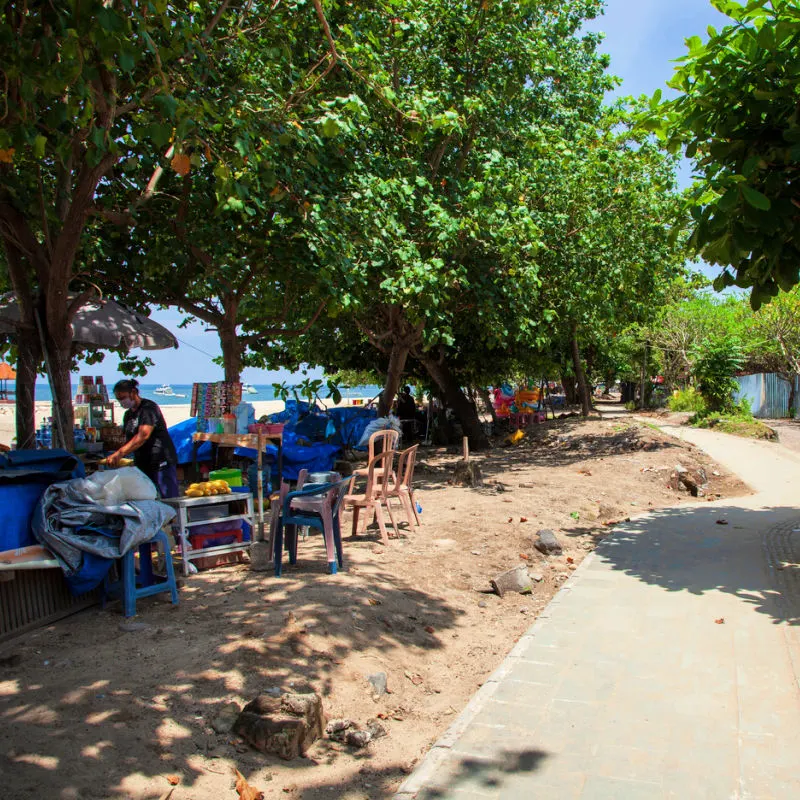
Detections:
113,379,140,394
403,385,411,394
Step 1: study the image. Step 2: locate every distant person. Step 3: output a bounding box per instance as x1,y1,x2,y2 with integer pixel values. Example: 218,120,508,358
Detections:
107,379,179,498
396,385,417,421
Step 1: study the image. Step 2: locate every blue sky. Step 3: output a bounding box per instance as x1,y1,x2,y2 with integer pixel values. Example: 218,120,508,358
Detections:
86,0,730,385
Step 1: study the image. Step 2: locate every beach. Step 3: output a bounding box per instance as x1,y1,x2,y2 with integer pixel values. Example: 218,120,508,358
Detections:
0,397,374,448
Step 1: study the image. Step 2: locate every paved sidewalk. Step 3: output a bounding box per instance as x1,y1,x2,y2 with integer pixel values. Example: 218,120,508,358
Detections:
397,428,800,799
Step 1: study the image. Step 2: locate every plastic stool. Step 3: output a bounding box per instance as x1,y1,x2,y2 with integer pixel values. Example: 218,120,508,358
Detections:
102,530,179,617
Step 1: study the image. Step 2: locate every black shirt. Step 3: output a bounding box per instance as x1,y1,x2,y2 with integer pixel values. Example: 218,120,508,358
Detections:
122,398,177,474
396,392,417,420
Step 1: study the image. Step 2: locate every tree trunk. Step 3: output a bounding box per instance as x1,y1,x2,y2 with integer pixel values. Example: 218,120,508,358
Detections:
419,353,489,449
377,342,410,417
44,331,75,451
479,387,498,425
570,323,591,417
561,370,577,406
219,324,244,384
14,330,40,450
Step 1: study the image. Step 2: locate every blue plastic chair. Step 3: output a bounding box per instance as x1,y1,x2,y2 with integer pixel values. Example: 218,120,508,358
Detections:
102,530,179,617
274,476,355,576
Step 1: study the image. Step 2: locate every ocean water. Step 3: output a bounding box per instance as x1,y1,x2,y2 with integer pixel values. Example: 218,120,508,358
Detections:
34,382,382,406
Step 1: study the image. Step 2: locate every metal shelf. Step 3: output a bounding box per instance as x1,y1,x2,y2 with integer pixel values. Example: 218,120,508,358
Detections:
184,513,251,528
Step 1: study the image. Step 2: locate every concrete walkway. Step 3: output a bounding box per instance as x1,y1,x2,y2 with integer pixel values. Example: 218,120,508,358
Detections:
397,426,800,799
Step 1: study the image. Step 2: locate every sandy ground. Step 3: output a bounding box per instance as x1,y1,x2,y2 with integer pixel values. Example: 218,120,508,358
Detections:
0,398,373,448
0,415,750,800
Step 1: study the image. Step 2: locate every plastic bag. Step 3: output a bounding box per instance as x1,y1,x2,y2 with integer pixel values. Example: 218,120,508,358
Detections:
357,414,402,447
234,402,256,434
82,467,157,505
114,467,157,501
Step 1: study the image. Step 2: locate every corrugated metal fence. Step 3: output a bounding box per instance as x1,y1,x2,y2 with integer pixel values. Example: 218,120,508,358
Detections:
734,373,800,419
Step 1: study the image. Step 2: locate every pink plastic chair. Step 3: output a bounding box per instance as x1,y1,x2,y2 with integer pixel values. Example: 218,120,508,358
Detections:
386,444,421,529
343,449,398,544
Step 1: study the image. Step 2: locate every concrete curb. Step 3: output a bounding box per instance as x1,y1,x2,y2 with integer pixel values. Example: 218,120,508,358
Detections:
394,547,603,798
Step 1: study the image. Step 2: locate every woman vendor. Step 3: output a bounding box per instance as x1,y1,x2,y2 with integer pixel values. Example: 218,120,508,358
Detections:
106,379,179,498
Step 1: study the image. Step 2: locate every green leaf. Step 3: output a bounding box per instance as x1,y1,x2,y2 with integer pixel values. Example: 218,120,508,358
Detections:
33,135,47,159
153,94,178,119
741,185,771,210
119,49,136,73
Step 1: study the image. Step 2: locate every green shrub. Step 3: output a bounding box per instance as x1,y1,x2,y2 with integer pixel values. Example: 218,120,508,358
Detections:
691,336,745,413
668,387,706,413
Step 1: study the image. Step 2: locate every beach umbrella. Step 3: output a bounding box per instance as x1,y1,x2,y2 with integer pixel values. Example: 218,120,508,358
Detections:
0,293,178,351
0,362,15,401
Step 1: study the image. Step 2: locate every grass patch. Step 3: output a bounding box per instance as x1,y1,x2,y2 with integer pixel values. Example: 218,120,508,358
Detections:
692,412,777,440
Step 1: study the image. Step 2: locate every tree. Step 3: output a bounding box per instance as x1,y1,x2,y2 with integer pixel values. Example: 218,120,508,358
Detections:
0,1,339,448
300,0,613,445
533,109,687,415
651,0,800,308
645,291,746,391
748,286,800,409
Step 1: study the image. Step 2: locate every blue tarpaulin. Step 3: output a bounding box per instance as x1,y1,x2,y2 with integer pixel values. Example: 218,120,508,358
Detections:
168,411,343,480
168,418,213,464
0,449,86,552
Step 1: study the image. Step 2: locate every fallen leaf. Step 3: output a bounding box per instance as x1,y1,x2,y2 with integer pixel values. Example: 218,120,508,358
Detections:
507,517,513,523
716,519,729,525
234,768,265,800
424,625,435,634
566,557,574,564
367,598,381,606
714,618,725,625
520,517,528,523
519,553,529,560
166,775,180,786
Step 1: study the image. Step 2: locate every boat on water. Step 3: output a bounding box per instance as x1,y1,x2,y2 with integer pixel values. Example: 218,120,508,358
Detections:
154,384,186,398
242,384,258,395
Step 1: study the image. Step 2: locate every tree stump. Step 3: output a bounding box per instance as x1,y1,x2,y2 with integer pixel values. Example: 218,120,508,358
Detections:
453,460,483,487
233,692,325,760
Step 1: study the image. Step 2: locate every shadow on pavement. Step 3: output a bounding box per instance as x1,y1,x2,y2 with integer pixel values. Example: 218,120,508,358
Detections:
595,502,800,625
418,748,550,798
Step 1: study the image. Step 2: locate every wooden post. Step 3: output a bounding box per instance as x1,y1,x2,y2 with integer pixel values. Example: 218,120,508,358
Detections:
640,341,648,410
257,433,264,541
462,436,469,462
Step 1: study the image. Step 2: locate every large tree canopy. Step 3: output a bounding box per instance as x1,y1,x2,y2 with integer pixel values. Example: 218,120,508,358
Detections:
0,0,339,447
650,0,800,308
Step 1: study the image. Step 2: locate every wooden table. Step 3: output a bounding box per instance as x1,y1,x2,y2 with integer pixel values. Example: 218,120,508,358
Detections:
191,431,283,541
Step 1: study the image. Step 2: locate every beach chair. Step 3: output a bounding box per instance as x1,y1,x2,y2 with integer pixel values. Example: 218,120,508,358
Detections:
273,475,355,576
343,449,397,545
353,429,399,480
386,444,421,530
